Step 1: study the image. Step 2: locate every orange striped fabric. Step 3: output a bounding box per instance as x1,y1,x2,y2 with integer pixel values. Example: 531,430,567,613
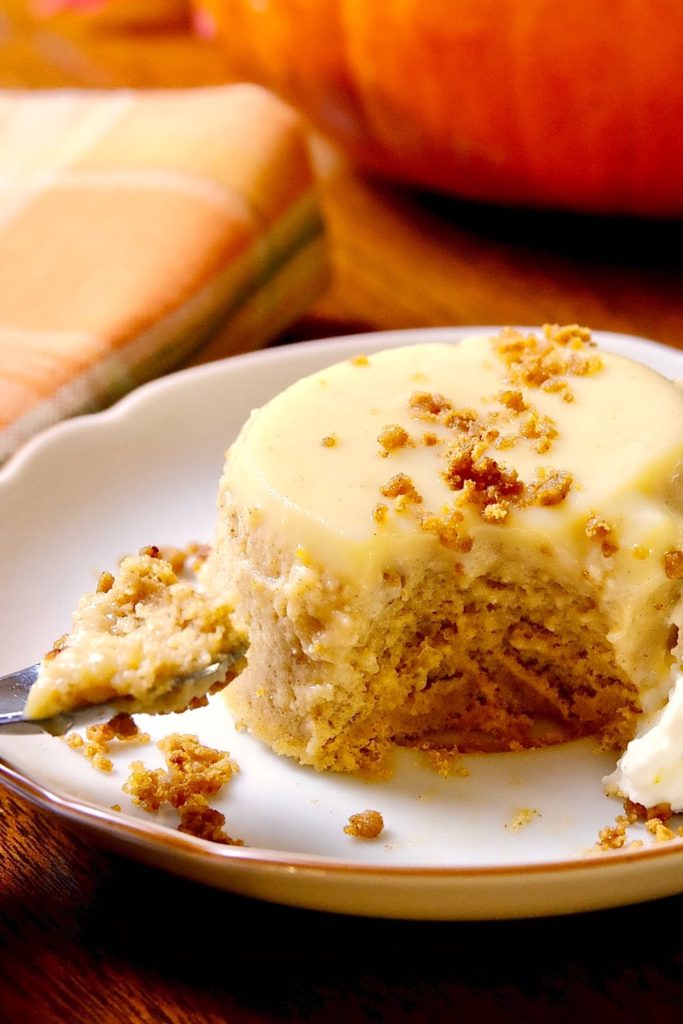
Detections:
0,84,328,462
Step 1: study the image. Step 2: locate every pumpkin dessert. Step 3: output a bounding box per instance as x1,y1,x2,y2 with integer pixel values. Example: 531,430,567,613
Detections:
25,548,247,721
202,325,683,808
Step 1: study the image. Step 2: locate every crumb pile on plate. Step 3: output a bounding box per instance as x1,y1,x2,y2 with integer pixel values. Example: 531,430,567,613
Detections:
202,325,683,810
344,809,385,839
124,733,243,846
25,547,247,721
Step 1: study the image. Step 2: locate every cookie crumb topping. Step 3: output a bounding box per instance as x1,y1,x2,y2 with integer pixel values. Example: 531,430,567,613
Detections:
493,323,603,399
380,473,423,507
377,423,412,454
586,513,619,556
664,550,683,579
527,467,573,507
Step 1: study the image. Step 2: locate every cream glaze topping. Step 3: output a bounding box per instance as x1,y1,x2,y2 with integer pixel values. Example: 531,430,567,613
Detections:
220,329,683,709
226,334,683,556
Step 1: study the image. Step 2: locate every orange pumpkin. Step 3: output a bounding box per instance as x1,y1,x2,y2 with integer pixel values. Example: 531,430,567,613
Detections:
196,0,683,215
36,0,190,27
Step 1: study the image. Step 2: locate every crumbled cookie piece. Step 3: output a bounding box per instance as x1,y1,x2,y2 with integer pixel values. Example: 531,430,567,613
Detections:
526,467,573,507
586,513,619,556
123,733,241,845
596,815,632,851
645,818,677,843
409,391,454,422
380,473,423,507
177,797,243,846
344,809,384,839
664,549,683,580
418,507,470,550
377,424,412,454
594,798,683,852
442,439,523,512
497,389,528,414
65,712,149,774
493,324,602,400
518,410,558,454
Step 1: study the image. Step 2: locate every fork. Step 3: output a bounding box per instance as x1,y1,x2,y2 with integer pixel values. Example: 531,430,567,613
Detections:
0,654,244,735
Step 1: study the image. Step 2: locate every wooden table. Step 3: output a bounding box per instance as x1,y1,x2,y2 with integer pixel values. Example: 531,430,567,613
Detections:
3,6,683,1022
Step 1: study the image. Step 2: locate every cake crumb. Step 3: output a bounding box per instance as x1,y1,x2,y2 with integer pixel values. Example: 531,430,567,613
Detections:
351,354,369,367
123,733,241,845
594,799,683,852
178,798,243,846
596,814,632,850
65,713,149,774
138,543,161,560
321,435,338,448
623,797,673,823
141,542,211,576
505,807,540,831
43,633,69,662
645,818,677,843
373,503,389,525
344,809,384,839
664,549,683,580
418,745,470,778
96,570,115,594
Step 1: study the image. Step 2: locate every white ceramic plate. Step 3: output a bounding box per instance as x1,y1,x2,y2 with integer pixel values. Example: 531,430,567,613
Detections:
3,326,683,921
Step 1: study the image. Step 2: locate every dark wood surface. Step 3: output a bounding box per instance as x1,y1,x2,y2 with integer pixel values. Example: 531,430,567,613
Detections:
3,6,683,1021
3,786,683,1024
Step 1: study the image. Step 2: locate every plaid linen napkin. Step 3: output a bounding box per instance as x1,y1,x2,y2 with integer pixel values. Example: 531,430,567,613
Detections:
0,84,328,463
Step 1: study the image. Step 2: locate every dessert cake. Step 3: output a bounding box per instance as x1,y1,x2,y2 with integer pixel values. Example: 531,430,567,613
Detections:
25,548,247,721
203,325,683,792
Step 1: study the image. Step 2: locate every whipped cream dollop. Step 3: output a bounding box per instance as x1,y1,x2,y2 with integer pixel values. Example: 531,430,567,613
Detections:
606,670,683,810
